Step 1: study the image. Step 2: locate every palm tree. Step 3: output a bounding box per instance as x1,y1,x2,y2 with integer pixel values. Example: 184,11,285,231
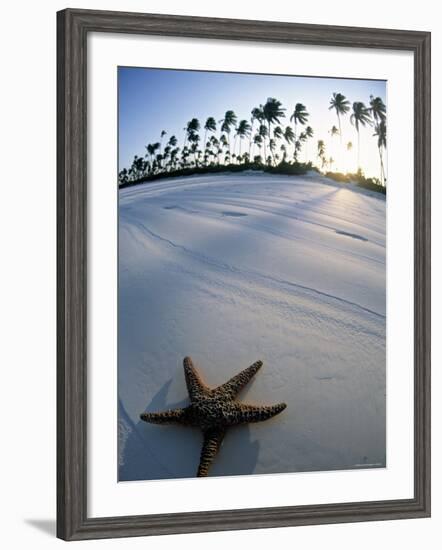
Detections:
170,148,179,170
273,125,283,141
258,124,268,162
253,134,263,161
145,143,154,163
202,118,217,166
220,134,229,161
168,135,177,148
159,130,167,155
262,98,285,164
189,142,199,166
131,155,147,179
236,120,252,158
188,132,200,165
146,142,160,165
296,132,307,162
290,103,309,145
329,125,339,170
373,120,387,186
369,95,386,123
219,110,237,156
187,118,200,135
155,153,164,172
151,157,159,174
180,145,189,167
294,140,302,163
302,125,314,163
329,93,350,143
249,107,263,155
163,145,171,168
209,135,219,165
119,168,129,185
204,117,217,149
284,126,295,146
184,118,200,148
350,102,372,170
369,97,387,180
330,125,339,139
317,140,326,170
269,139,277,165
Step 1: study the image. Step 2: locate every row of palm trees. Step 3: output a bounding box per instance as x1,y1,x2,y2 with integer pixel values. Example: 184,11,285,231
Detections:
119,93,387,186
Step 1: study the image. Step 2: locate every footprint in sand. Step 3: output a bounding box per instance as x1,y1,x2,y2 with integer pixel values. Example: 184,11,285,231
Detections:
221,211,248,217
335,229,368,242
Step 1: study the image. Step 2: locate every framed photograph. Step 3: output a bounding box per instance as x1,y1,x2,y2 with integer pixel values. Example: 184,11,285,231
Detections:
57,8,431,541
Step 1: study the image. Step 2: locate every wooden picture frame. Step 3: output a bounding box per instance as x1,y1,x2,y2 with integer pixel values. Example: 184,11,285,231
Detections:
57,8,431,541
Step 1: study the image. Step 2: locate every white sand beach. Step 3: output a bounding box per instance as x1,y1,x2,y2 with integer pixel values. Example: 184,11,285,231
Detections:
118,171,386,480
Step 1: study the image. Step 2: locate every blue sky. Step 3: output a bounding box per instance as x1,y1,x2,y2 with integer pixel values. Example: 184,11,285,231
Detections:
119,67,386,178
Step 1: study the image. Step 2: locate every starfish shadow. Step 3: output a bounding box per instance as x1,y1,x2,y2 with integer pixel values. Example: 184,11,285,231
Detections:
209,424,260,478
119,379,198,481
119,378,260,481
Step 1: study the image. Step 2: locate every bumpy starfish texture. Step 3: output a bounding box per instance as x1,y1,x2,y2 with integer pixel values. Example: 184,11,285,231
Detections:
140,357,287,477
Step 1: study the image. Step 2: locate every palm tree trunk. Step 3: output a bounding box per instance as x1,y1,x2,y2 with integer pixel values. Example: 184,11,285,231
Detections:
203,129,208,166
338,113,342,144
268,121,275,165
357,129,360,170
249,120,254,155
379,147,386,186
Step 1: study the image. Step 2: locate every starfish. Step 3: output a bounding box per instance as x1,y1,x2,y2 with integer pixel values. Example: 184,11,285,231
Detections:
140,357,287,477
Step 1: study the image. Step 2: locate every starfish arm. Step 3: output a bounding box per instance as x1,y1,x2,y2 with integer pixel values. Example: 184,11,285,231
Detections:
183,356,209,401
214,360,263,399
140,406,191,425
231,402,287,425
197,429,225,477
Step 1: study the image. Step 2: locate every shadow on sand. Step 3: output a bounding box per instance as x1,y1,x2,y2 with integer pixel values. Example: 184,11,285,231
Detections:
119,379,260,481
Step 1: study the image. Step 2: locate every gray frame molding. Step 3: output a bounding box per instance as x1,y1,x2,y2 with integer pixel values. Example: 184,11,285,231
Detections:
57,8,431,541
